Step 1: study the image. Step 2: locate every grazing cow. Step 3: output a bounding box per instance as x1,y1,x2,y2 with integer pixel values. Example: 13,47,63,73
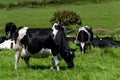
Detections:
0,39,15,49
5,22,17,39
92,36,120,48
75,26,93,53
14,22,75,71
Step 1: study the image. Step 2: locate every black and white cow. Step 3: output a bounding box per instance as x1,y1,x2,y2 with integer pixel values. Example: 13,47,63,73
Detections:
5,22,17,39
75,26,93,53
0,38,15,49
92,36,120,48
0,36,7,43
14,22,75,71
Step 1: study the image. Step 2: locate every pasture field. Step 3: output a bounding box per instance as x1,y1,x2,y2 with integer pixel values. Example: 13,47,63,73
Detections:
0,0,120,80
0,0,36,3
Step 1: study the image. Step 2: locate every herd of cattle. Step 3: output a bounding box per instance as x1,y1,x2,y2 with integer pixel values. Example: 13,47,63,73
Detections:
0,22,120,71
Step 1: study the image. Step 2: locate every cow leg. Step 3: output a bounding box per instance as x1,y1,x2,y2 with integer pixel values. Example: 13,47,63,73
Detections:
23,57,30,68
50,58,55,70
15,51,20,70
50,56,59,71
80,42,85,54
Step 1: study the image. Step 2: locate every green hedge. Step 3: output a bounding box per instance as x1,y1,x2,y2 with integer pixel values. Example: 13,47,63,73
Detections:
0,0,116,9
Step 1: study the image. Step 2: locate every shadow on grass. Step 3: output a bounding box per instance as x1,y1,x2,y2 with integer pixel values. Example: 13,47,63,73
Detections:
30,65,67,70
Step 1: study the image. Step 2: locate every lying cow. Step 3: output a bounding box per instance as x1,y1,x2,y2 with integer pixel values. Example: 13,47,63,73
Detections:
75,26,93,53
14,22,75,71
0,36,7,43
5,22,17,39
0,39,15,49
92,36,120,48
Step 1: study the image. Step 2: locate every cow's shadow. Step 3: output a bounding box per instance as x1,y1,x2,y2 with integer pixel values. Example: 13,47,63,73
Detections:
30,65,66,70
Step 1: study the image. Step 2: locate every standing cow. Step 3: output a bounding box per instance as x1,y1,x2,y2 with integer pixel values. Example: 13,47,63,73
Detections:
14,22,75,71
75,26,93,53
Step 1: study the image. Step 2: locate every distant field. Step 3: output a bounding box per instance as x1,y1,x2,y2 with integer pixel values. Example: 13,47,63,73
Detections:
0,1,120,80
0,0,35,3
0,1,120,29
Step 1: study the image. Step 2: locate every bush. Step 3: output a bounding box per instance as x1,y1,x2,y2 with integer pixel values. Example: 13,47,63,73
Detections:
7,2,18,8
17,1,42,8
50,10,82,34
50,10,82,26
0,3,5,9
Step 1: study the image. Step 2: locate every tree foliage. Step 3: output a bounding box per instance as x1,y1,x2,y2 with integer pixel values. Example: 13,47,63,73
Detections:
50,10,82,26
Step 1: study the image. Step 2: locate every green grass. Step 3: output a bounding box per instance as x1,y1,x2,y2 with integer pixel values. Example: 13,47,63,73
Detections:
1,47,120,80
0,0,120,80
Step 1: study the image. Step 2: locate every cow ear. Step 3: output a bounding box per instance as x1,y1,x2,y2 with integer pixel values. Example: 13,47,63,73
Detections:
55,25,60,30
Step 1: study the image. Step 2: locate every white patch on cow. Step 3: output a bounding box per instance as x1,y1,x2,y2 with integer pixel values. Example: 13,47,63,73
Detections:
29,48,52,58
6,31,11,39
18,27,28,40
20,47,52,58
100,38,102,40
85,25,90,29
78,26,90,35
20,47,27,57
0,39,15,49
15,27,28,50
52,23,59,39
80,42,85,54
51,55,60,71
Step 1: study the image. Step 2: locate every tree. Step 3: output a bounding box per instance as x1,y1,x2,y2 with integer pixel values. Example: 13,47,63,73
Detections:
50,10,82,34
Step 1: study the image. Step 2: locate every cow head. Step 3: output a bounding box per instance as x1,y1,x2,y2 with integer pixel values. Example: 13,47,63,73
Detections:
52,22,65,31
62,48,76,68
5,22,17,39
52,22,65,39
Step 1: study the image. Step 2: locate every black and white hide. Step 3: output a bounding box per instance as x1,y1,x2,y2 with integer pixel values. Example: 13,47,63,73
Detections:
0,36,7,43
5,22,17,39
14,22,75,71
75,26,93,53
0,39,15,49
92,36,120,48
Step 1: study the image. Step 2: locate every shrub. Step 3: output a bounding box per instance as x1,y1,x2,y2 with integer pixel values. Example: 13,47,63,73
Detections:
0,3,5,9
50,10,82,34
7,2,18,8
50,10,82,26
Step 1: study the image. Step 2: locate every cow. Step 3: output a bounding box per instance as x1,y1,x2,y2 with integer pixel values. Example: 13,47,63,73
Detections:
14,22,75,71
5,22,17,39
75,26,93,53
0,36,7,43
92,36,120,48
0,38,15,49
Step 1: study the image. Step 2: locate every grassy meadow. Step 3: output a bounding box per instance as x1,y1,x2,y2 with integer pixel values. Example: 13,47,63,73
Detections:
0,0,120,80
